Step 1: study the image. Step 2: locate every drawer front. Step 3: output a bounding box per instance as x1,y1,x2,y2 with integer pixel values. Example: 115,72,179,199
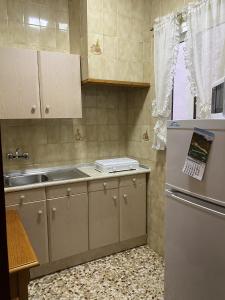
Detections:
5,188,46,206
46,182,87,199
119,174,146,187
88,178,119,192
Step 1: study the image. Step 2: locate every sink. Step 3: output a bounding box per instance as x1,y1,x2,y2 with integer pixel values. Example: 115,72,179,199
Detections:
4,167,90,187
4,174,48,187
46,168,89,182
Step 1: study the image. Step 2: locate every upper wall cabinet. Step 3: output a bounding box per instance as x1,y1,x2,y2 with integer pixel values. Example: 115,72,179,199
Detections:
0,48,41,119
69,0,151,88
0,47,82,119
38,51,82,119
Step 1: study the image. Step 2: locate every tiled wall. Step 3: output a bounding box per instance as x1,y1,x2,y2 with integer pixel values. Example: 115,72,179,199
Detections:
0,0,70,52
2,86,127,171
127,0,196,256
70,0,151,83
0,0,128,171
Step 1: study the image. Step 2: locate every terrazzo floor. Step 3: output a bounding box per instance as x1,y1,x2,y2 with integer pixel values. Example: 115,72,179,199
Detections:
29,246,164,300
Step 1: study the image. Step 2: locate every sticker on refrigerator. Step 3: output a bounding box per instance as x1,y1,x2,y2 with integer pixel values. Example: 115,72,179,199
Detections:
182,127,215,181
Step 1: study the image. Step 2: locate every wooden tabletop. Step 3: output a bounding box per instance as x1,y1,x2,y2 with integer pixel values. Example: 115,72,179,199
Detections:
6,210,39,273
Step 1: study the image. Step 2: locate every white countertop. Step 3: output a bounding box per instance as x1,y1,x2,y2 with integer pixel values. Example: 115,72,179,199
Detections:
4,164,151,193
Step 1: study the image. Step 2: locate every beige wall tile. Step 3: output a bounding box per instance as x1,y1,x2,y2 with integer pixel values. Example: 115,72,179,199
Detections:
0,0,8,25
40,26,56,50
56,29,70,52
117,14,132,39
7,0,25,24
103,11,117,36
96,108,108,125
103,35,117,59
103,0,117,14
86,125,98,141
117,0,132,17
87,0,103,13
102,57,117,81
87,10,103,35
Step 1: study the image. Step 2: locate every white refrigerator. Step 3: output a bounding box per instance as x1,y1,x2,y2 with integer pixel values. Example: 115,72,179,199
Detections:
165,119,225,300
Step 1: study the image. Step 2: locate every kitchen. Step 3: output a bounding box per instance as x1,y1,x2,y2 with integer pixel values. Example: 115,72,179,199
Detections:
0,0,224,299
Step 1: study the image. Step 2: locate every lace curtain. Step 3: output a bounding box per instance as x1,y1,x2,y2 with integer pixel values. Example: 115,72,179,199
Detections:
185,0,225,118
152,14,180,150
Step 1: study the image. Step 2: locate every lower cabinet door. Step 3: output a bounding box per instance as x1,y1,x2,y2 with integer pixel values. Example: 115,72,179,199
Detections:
89,189,119,249
48,194,88,261
7,201,49,264
120,184,146,241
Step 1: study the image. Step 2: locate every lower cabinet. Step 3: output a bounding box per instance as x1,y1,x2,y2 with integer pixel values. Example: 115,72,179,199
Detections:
89,189,119,249
5,172,147,274
47,193,88,261
6,201,49,265
119,183,146,241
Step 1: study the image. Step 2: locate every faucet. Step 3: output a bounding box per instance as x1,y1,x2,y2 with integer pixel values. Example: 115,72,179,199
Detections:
7,148,29,160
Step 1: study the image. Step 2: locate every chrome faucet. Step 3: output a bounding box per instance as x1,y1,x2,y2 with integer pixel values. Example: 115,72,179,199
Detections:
7,148,29,160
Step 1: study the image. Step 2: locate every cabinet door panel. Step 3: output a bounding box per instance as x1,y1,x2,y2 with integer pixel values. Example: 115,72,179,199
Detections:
7,201,49,264
38,51,82,118
48,194,88,261
120,184,146,241
89,189,119,249
0,47,40,119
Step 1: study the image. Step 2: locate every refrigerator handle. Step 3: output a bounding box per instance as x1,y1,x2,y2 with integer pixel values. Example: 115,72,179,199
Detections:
166,189,225,218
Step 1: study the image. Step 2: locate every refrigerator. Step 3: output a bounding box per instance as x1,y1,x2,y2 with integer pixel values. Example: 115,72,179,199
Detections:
165,119,225,300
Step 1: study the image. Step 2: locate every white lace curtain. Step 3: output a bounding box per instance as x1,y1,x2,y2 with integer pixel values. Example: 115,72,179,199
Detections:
152,0,225,150
185,0,225,119
152,14,180,150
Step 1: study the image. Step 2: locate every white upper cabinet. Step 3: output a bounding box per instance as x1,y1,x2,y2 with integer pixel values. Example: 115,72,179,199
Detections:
38,51,82,119
0,47,41,119
0,47,82,119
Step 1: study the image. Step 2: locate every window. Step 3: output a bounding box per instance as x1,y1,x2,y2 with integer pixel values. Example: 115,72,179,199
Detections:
172,42,196,120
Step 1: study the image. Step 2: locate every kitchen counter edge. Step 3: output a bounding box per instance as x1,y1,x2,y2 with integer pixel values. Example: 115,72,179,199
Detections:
4,165,151,193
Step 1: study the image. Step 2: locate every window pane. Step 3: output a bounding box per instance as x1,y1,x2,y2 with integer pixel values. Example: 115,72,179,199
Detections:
173,42,194,120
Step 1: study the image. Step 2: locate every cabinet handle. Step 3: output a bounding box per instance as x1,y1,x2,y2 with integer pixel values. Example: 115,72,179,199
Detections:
123,194,128,198
45,105,50,114
20,195,25,200
52,207,57,212
67,188,71,196
38,210,43,215
113,195,117,200
31,105,36,114
103,182,107,188
132,178,136,183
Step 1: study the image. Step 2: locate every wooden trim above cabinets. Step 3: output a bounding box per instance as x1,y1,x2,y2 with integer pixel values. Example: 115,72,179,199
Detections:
82,78,150,89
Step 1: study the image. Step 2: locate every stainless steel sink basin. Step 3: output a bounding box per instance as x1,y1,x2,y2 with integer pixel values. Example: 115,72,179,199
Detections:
4,174,48,187
4,167,90,187
46,168,89,182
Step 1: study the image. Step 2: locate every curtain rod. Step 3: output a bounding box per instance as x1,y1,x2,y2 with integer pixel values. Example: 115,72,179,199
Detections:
150,12,185,31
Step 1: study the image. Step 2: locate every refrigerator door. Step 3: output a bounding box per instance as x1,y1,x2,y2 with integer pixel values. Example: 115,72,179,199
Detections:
165,189,225,300
166,119,225,206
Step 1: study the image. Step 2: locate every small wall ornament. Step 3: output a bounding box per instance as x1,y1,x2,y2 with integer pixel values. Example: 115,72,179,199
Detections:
143,130,149,141
90,39,102,55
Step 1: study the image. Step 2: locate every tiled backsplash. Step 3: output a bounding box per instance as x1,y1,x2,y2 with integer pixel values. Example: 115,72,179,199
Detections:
2,86,127,171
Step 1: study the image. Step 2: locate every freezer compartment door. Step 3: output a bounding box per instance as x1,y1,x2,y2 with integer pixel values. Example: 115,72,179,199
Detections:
166,120,225,204
165,190,225,300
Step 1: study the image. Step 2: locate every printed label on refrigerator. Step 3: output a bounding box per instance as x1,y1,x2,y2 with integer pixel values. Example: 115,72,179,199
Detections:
182,128,215,181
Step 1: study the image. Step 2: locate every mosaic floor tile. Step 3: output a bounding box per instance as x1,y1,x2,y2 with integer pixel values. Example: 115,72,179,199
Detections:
29,245,164,300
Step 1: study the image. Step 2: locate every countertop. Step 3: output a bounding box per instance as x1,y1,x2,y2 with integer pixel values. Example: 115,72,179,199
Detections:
6,210,39,273
5,163,150,193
